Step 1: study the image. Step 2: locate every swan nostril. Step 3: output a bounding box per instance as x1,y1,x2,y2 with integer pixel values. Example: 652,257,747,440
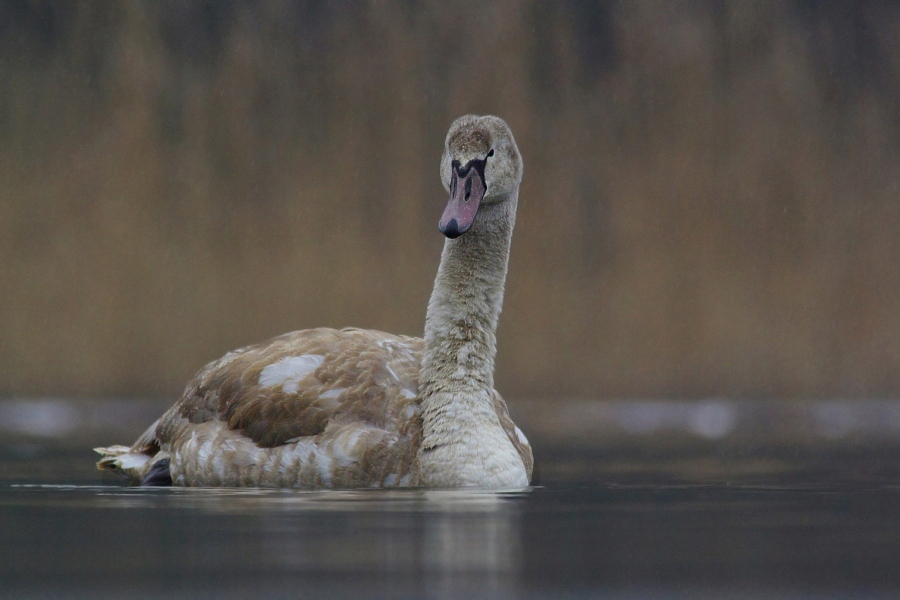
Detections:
464,177,472,200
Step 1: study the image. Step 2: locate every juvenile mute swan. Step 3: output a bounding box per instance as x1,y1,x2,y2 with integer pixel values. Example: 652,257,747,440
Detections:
96,115,532,488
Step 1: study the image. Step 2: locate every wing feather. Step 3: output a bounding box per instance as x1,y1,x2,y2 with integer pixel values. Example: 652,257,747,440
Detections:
161,328,423,449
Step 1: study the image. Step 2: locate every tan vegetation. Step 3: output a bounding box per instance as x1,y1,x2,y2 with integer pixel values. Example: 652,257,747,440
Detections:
1,1,898,399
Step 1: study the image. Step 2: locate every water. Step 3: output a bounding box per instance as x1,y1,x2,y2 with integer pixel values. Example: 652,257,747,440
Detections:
3,401,900,599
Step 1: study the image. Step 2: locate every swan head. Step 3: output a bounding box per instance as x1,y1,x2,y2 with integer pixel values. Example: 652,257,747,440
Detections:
439,115,523,238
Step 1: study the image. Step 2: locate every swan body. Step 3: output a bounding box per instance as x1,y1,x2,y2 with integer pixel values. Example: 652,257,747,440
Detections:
96,115,532,488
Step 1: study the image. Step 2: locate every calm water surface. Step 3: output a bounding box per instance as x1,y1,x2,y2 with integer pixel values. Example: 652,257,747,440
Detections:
2,419,900,599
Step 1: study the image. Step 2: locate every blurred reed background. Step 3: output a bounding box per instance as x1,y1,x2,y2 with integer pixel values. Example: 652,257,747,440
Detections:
1,0,898,403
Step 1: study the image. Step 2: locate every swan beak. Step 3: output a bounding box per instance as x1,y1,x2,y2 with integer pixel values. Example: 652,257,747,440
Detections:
439,168,485,238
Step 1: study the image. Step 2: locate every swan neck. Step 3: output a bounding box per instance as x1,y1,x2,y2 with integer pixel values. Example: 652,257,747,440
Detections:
416,190,527,487
420,192,516,406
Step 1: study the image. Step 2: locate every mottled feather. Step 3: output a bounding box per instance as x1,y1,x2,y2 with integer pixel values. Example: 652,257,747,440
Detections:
98,327,531,488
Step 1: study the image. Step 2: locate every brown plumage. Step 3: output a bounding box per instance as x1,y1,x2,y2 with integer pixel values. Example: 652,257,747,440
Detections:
97,327,531,487
96,115,533,488
175,328,421,448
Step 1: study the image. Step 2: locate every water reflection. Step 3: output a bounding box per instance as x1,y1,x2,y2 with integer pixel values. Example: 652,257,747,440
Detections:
16,484,528,511
3,485,528,599
5,475,900,597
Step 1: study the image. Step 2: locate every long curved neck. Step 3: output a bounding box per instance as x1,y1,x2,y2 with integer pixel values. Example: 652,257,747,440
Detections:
421,194,516,399
417,192,521,486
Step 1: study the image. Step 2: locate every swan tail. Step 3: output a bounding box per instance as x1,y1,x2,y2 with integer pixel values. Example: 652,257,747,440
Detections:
94,445,154,480
95,419,166,484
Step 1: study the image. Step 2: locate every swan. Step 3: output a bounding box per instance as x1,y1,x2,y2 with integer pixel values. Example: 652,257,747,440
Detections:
95,115,532,488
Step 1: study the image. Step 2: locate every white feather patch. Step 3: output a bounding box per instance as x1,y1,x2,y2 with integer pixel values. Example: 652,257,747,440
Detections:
116,452,151,470
315,446,333,485
319,387,347,399
403,403,420,419
258,354,324,394
386,365,400,381
514,426,529,445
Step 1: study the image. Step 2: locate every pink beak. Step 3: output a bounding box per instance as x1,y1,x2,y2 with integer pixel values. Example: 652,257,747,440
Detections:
439,167,486,238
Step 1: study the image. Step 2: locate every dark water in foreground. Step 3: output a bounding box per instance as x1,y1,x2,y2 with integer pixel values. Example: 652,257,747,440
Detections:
0,399,900,600
2,443,900,599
